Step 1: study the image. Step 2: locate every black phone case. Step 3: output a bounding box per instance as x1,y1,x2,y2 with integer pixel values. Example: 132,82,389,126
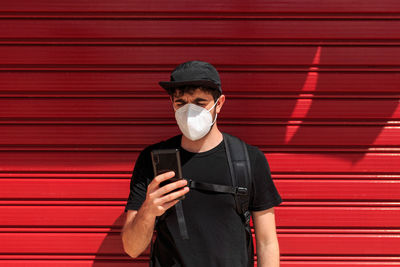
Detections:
151,148,184,199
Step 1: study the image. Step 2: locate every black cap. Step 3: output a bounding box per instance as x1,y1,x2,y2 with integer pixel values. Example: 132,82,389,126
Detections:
159,60,222,93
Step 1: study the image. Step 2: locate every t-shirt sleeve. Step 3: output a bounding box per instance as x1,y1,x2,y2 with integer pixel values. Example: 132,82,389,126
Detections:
124,147,153,212
248,147,282,211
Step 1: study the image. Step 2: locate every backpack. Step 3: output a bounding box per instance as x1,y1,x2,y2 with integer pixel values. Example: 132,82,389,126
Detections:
151,132,254,266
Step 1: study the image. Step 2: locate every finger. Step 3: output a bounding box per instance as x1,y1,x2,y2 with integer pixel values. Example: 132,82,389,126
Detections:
155,179,188,197
148,171,175,191
159,186,189,203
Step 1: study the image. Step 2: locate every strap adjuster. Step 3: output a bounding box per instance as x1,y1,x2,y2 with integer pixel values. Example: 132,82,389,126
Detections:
236,187,248,195
243,210,251,225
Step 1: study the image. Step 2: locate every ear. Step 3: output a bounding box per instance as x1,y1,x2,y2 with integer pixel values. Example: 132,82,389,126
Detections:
216,94,225,114
170,95,176,110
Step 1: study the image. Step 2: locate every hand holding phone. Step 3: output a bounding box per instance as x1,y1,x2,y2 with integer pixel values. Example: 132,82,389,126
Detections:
142,171,188,218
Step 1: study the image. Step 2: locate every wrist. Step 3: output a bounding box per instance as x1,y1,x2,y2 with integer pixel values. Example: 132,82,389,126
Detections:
137,203,157,223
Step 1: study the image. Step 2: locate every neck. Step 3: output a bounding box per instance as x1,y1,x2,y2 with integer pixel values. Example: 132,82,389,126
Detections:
180,124,223,153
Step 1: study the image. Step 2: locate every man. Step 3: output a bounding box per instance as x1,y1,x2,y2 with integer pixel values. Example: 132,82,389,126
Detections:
122,60,282,266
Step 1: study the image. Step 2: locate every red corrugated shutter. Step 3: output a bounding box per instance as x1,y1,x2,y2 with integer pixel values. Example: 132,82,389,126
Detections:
1,1,400,266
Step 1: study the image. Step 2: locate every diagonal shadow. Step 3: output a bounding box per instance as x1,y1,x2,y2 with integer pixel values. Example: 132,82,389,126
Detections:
285,46,400,165
285,46,322,143
224,46,400,166
92,212,148,267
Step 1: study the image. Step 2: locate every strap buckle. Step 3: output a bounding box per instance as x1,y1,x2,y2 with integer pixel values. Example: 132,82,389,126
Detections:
243,210,251,225
236,187,248,195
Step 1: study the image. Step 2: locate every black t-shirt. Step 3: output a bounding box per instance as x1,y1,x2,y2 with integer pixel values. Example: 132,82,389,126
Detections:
124,134,282,267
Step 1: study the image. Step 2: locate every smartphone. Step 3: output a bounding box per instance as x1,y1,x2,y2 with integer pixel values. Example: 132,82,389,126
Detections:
151,148,185,200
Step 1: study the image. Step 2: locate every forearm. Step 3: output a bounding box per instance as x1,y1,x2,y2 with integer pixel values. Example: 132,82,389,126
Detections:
122,172,189,258
257,239,280,267
122,207,156,258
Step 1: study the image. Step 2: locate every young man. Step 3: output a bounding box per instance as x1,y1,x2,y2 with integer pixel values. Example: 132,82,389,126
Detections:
122,60,282,267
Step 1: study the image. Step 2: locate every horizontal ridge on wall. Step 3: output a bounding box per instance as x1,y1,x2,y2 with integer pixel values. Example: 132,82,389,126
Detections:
2,179,400,200
1,19,400,43
1,152,400,173
1,205,400,227
1,125,399,147
0,46,400,66
1,98,399,119
1,232,400,255
1,72,399,93
1,0,400,13
1,200,399,206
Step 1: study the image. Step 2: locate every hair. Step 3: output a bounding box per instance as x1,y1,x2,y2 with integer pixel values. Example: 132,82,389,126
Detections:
166,86,221,102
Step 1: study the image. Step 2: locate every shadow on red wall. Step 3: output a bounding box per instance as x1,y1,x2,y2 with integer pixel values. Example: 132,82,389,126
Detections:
92,212,149,266
221,46,400,166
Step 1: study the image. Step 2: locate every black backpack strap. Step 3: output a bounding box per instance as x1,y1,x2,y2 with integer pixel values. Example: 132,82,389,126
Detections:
223,132,254,266
175,201,189,240
188,179,248,195
223,133,252,224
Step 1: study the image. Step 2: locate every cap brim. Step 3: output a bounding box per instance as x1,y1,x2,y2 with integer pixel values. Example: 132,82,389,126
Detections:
159,80,221,92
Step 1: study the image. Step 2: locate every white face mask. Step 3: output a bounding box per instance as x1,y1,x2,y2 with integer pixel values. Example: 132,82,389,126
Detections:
174,98,219,141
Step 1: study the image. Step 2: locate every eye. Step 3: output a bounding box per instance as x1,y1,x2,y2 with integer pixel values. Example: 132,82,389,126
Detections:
174,101,185,107
195,102,207,107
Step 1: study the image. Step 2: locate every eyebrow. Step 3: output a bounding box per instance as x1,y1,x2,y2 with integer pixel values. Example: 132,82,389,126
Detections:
174,97,209,103
194,97,208,102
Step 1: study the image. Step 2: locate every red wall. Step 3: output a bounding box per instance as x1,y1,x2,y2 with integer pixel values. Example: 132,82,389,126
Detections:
1,1,400,266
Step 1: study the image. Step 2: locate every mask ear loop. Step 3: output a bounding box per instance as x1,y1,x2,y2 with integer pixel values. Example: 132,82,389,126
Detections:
207,97,220,112
209,97,220,124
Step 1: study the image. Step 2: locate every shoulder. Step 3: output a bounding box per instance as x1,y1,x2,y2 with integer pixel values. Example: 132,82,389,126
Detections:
223,132,265,161
244,142,264,157
243,142,270,176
